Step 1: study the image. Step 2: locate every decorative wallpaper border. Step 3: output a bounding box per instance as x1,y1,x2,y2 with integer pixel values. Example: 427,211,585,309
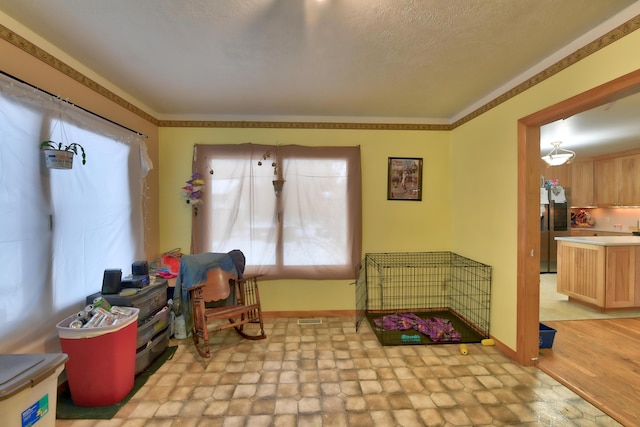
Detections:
156,120,450,131
0,24,158,126
2,13,639,131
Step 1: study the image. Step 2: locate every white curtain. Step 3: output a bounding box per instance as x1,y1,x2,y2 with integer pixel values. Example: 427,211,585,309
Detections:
0,72,151,353
192,143,362,280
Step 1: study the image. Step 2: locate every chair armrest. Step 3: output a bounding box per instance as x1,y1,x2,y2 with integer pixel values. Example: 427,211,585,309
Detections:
188,282,206,298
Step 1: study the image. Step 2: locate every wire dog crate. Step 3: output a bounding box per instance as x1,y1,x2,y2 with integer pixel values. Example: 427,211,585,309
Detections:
364,252,491,346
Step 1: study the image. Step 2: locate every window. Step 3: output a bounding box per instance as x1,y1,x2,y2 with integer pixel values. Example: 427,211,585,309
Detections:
193,143,361,280
0,72,150,353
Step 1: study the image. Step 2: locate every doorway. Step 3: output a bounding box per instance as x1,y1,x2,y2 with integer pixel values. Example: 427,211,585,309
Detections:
516,68,640,365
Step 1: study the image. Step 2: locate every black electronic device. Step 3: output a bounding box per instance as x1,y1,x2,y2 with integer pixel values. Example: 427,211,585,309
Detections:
121,275,150,289
102,269,122,294
132,260,149,276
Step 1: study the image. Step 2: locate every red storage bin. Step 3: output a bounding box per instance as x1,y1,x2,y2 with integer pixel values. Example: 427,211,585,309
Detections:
56,308,139,407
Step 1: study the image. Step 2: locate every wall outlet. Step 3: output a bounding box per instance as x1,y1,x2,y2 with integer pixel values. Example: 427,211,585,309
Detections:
606,216,610,223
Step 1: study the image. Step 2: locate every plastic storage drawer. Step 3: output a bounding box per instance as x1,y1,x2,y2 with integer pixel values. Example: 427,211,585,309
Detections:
136,306,170,349
135,327,169,375
87,279,167,323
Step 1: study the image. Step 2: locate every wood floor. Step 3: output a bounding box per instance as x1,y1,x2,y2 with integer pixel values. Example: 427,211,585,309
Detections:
538,318,640,427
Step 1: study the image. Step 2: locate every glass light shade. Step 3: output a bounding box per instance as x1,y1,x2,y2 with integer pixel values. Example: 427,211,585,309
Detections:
541,152,573,166
541,141,575,166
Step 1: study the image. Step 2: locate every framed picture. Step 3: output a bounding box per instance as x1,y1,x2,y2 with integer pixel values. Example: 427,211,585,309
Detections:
387,157,423,201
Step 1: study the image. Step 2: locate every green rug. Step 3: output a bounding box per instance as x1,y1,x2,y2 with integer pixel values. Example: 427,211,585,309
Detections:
56,345,178,419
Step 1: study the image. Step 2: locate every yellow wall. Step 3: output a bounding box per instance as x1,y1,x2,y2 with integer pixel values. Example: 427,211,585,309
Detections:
450,30,640,348
159,127,451,311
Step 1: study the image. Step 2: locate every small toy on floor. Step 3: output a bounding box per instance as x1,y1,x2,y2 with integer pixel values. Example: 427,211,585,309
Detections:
401,334,421,343
459,344,468,355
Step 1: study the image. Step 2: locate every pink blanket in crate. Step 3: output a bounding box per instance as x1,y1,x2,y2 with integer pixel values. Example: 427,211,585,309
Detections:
374,313,461,342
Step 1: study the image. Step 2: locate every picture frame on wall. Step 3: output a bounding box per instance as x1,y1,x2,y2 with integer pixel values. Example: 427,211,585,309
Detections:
387,157,423,201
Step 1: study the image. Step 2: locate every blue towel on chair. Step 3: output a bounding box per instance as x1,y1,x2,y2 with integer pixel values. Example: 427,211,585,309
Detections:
174,252,239,335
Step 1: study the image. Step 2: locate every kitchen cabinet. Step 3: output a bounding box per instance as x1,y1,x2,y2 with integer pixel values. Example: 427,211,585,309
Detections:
570,160,594,207
605,246,636,308
556,237,640,310
620,154,640,206
594,154,640,206
557,241,605,307
595,158,619,205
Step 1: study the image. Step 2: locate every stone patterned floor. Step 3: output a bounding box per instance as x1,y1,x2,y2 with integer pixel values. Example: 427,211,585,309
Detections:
55,317,621,426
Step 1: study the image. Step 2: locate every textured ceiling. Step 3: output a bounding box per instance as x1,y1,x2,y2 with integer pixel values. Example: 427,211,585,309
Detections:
1,0,638,124
1,0,640,158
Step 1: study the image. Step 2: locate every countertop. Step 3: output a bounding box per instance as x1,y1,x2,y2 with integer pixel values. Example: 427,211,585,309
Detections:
555,236,640,246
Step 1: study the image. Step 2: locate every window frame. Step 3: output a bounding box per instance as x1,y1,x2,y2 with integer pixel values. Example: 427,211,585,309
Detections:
192,143,362,280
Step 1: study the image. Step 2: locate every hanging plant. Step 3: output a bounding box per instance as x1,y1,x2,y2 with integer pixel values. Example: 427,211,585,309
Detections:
40,141,87,169
181,172,205,215
258,147,285,197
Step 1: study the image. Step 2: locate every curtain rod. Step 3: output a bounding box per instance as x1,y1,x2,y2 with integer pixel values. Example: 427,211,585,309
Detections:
0,70,148,139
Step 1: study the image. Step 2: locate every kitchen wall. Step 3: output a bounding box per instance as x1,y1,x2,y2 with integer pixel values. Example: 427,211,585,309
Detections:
577,208,640,232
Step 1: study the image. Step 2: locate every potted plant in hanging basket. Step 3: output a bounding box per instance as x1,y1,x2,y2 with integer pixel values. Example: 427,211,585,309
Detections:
258,148,285,197
40,141,87,169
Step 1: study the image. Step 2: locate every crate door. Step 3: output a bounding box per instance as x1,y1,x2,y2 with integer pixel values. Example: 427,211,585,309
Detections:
355,261,367,332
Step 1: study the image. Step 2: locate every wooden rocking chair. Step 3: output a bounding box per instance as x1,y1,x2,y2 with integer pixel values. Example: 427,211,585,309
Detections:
188,268,266,358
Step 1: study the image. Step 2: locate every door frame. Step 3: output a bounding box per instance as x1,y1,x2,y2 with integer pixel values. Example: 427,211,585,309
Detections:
516,68,640,365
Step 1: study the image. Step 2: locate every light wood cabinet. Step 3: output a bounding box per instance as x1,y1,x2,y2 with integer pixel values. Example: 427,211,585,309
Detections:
620,154,640,206
557,242,605,307
605,246,635,308
570,161,594,207
594,154,640,206
636,249,640,306
557,240,640,310
594,158,620,206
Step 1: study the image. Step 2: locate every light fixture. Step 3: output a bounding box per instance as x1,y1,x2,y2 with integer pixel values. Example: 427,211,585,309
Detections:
541,141,575,166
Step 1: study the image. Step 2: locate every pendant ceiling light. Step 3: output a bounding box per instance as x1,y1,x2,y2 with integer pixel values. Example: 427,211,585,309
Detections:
541,141,575,166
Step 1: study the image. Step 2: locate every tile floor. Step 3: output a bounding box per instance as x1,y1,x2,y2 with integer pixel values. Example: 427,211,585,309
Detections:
56,317,622,427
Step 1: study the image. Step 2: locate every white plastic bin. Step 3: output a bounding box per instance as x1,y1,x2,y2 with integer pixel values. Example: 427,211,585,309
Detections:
0,353,68,427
